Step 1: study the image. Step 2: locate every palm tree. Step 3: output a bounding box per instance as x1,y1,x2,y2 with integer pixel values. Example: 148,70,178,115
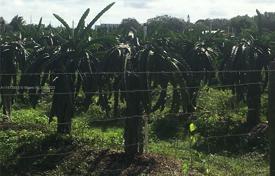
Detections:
101,32,188,157
227,35,271,128
166,31,219,112
20,3,115,133
0,40,26,121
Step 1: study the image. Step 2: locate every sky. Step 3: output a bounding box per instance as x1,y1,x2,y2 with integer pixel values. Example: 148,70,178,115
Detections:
0,0,275,26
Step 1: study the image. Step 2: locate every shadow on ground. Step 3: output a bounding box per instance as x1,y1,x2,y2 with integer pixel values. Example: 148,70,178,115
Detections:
1,134,182,176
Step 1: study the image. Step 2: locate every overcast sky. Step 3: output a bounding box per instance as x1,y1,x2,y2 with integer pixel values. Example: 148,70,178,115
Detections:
0,0,275,26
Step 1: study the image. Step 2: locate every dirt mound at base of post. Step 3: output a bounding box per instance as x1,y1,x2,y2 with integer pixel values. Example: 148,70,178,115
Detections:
1,142,183,176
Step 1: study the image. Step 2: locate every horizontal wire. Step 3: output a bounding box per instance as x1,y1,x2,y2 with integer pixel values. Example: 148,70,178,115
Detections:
0,111,205,127
205,133,251,139
0,82,263,96
0,69,273,76
16,142,143,159
57,111,206,125
1,110,258,140
2,109,255,137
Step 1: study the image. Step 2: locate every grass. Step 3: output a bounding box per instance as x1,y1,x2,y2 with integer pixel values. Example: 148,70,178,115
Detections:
150,141,268,175
0,107,269,176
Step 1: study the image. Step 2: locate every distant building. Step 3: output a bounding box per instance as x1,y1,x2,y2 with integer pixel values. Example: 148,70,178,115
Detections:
95,23,119,32
202,30,224,34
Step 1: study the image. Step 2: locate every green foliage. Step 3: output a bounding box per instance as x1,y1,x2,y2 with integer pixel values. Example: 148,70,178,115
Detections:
0,128,47,162
12,109,49,125
195,86,245,134
0,106,269,175
149,140,268,176
192,86,269,153
189,123,197,133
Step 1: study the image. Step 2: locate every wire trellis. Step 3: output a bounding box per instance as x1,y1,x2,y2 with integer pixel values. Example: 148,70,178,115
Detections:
0,70,270,176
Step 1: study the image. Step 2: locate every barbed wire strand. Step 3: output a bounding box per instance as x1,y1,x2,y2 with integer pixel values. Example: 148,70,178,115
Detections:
0,69,274,76
0,82,264,96
0,111,209,127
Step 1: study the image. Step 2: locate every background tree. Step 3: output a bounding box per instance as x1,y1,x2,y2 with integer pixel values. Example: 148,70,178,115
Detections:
119,18,142,36
230,15,256,35
146,15,187,37
195,18,230,31
255,10,275,33
9,15,25,32
0,17,6,33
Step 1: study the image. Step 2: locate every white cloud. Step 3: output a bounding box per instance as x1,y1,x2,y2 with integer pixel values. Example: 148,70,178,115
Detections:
0,0,274,26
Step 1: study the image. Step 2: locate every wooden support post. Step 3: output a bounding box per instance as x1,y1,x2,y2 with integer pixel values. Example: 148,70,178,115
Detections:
269,61,275,176
144,114,149,153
